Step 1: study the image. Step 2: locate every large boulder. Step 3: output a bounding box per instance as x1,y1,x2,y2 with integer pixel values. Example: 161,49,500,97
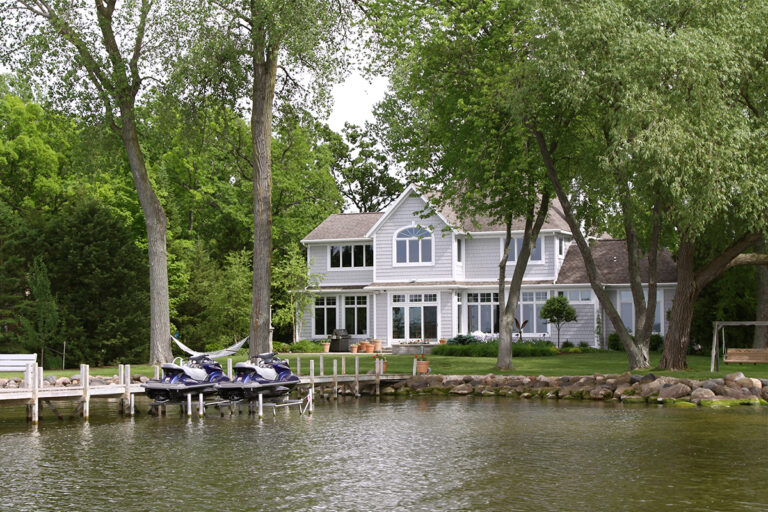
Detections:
0,378,8,388
658,383,692,399
589,387,614,400
450,383,474,395
691,387,716,400
724,371,745,383
55,377,71,387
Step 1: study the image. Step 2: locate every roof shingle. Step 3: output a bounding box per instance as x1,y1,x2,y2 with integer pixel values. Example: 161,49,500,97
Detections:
556,240,677,285
302,212,383,241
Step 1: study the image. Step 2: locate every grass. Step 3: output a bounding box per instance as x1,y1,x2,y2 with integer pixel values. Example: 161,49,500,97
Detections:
13,350,768,381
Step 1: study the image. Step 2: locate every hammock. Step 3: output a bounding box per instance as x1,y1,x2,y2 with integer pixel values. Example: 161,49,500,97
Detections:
171,334,248,359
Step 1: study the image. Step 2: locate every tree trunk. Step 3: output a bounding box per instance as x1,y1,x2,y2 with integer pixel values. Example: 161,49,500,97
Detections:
119,105,172,364
496,193,550,369
754,237,768,348
660,232,762,369
532,128,647,369
659,240,697,369
249,44,278,358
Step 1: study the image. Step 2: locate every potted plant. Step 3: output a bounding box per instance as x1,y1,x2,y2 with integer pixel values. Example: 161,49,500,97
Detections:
321,340,331,353
439,338,447,345
415,353,429,374
350,344,358,354
373,353,387,373
373,339,383,352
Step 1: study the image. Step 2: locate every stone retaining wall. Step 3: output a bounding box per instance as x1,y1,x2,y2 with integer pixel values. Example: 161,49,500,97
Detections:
373,371,768,408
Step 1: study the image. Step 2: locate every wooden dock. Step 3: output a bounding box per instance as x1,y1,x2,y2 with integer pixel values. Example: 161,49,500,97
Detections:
0,356,416,423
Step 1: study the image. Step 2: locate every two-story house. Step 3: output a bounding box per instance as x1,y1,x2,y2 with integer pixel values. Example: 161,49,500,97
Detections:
299,185,677,347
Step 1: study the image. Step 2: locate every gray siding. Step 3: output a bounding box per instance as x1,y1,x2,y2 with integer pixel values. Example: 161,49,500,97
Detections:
440,292,453,339
557,303,597,346
373,195,453,281
464,235,556,281
464,238,499,279
307,244,374,286
374,293,388,341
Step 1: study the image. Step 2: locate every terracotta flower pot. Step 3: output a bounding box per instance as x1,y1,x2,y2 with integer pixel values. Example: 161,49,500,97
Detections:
365,344,375,354
350,345,358,354
439,338,447,345
322,342,331,353
416,360,430,374
373,339,383,352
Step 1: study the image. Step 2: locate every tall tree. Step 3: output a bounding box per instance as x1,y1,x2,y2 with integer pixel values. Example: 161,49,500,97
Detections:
188,0,357,356
369,0,551,369
333,122,403,212
1,0,182,363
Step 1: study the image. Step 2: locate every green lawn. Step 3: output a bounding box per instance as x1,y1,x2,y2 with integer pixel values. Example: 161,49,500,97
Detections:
26,350,768,381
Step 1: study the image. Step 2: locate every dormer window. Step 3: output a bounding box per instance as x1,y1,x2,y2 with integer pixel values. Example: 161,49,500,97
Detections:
330,244,373,268
395,227,432,264
506,237,543,263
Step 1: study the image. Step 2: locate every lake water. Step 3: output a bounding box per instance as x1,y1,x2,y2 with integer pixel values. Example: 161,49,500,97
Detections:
0,396,766,511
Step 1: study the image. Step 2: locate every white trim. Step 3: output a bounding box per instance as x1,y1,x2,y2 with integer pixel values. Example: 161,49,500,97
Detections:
365,184,456,238
391,224,436,267
302,237,372,244
501,236,546,267
326,243,374,272
467,228,571,238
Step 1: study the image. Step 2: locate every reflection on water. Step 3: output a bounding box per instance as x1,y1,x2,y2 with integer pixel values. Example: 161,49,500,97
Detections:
0,397,767,511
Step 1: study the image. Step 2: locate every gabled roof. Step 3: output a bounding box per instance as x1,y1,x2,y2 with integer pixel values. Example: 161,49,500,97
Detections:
301,212,383,242
302,186,573,242
364,184,455,238
438,197,571,233
556,239,677,285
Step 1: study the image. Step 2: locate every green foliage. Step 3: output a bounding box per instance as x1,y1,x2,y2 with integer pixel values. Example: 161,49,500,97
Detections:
649,334,664,353
17,257,59,368
561,341,574,349
433,341,558,358
446,334,481,345
540,296,578,347
333,123,404,212
578,342,590,349
288,339,325,353
42,197,150,365
608,333,622,352
272,341,291,353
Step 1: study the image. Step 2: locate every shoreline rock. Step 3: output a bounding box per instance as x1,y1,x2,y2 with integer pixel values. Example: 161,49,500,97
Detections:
395,373,768,409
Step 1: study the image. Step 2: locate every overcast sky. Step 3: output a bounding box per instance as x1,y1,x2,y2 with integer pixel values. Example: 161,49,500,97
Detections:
326,73,389,133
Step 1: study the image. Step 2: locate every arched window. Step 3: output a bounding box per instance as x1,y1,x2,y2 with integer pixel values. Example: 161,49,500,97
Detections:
395,227,432,264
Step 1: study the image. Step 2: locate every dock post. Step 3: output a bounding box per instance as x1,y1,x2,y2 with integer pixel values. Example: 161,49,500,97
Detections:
258,393,263,419
376,362,381,396
82,364,90,421
341,356,346,375
310,360,315,407
413,357,417,376
117,364,124,413
319,355,324,377
308,387,314,415
125,364,133,416
130,393,135,417
186,393,192,417
198,393,204,418
296,356,301,376
354,356,360,396
332,360,338,400
30,363,39,424
227,358,233,380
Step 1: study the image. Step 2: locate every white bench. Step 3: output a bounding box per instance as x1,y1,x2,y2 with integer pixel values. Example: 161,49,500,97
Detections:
0,353,38,372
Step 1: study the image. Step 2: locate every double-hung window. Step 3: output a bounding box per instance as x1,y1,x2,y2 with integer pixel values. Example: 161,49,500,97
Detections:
506,237,543,264
395,227,432,264
467,293,500,334
344,296,368,335
314,297,337,336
